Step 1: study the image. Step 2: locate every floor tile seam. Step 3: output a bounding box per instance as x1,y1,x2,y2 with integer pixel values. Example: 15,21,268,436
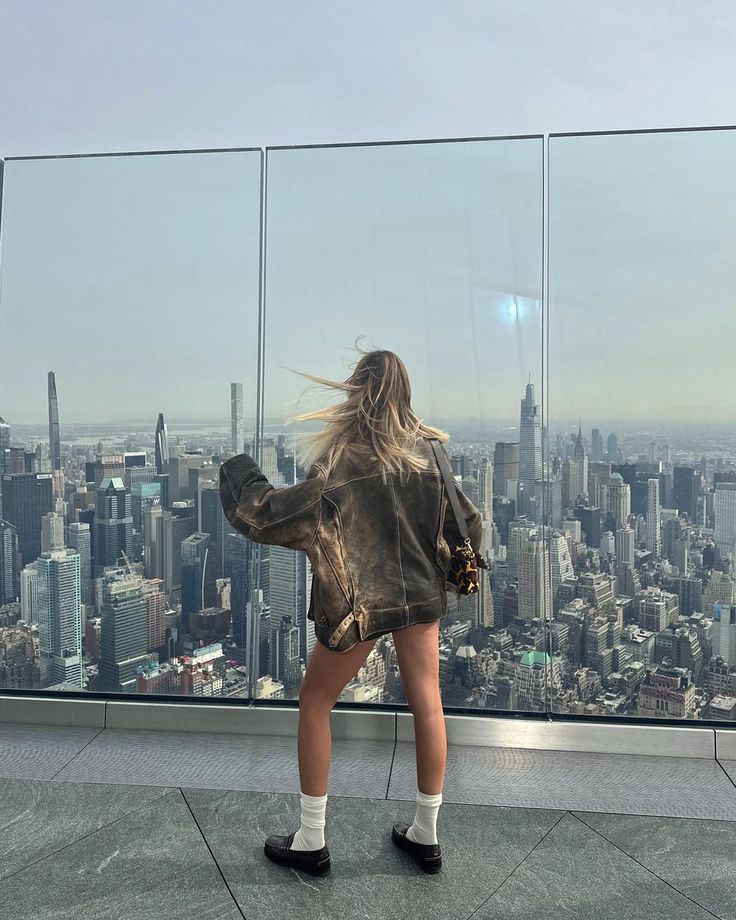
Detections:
440,744,718,765
384,713,399,800
17,776,736,825
0,786,175,887
46,726,107,781
394,739,722,768
178,788,248,920
714,758,736,792
26,774,175,791
21,727,716,767
569,812,724,919
566,805,736,825
462,810,569,920
416,791,736,823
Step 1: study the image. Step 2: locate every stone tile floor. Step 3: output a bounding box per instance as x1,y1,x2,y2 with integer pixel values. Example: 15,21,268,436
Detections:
1,722,735,920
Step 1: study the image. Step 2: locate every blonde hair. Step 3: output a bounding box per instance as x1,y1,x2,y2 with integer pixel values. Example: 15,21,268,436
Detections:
282,338,449,484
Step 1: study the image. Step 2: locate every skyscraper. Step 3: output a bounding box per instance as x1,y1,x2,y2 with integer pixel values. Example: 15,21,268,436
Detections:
591,428,604,462
259,438,284,485
549,531,574,611
154,412,169,475
41,511,64,553
37,548,82,688
231,383,244,454
0,519,18,604
518,533,551,621
47,371,61,472
615,524,635,568
161,506,197,602
714,604,736,666
508,517,537,578
574,505,602,548
561,456,586,510
269,543,308,629
1,472,54,566
67,522,92,607
608,473,631,529
714,482,736,561
98,570,150,692
0,415,10,476
269,614,302,689
93,477,133,576
519,382,542,482
646,478,661,557
493,442,520,499
181,532,211,622
143,503,164,579
673,466,699,519
20,563,39,623
226,531,252,652
478,457,493,514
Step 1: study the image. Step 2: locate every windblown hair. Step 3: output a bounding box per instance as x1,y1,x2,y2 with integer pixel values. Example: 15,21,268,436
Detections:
282,338,449,485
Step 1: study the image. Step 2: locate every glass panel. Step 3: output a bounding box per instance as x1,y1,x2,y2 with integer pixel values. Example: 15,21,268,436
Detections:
0,151,262,698
549,129,736,721
264,139,544,711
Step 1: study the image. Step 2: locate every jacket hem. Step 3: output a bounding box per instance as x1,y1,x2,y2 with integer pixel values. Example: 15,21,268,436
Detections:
317,590,448,653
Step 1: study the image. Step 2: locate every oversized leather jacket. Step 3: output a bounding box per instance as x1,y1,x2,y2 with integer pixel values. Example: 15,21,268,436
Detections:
219,435,483,653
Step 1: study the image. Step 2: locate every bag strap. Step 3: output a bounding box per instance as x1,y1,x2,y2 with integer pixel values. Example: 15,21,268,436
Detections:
429,438,470,544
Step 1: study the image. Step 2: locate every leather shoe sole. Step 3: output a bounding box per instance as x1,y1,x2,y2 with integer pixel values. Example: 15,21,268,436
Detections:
263,830,331,876
391,823,442,873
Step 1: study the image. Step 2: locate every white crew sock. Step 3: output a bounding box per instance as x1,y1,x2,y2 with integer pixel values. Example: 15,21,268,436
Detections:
290,792,328,851
405,788,442,845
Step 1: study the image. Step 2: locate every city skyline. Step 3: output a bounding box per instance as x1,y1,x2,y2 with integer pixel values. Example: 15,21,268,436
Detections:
3,364,736,721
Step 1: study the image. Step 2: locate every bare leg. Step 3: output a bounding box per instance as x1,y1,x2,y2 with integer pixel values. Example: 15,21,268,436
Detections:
392,620,446,794
297,636,377,795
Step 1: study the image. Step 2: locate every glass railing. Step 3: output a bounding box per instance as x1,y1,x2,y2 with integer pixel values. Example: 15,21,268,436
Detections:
0,150,263,697
547,128,736,721
1,128,734,724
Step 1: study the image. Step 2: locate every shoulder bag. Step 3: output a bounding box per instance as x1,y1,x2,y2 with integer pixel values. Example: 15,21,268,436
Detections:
429,439,488,595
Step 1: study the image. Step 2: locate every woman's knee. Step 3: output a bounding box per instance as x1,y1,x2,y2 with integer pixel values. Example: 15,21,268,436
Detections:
408,691,444,722
298,684,334,714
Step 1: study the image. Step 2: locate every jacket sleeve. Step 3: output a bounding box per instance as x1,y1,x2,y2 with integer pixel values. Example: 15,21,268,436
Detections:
219,453,326,551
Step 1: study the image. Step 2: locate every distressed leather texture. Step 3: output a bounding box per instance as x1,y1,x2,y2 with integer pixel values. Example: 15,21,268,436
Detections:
219,436,483,653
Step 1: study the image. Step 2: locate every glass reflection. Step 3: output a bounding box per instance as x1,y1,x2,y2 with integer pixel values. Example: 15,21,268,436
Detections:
264,139,544,710
0,151,262,697
549,129,736,721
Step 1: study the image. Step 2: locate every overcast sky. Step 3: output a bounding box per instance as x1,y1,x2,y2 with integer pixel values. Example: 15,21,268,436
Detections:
1,2,736,427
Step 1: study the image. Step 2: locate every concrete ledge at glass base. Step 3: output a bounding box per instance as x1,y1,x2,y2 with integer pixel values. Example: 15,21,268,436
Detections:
0,695,106,728
397,713,715,759
715,728,736,759
105,702,396,741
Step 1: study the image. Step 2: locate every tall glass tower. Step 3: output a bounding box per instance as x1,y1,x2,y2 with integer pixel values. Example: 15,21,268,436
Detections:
0,415,10,475
519,381,542,482
37,548,82,688
93,477,133,576
47,371,61,471
154,412,169,475
231,382,244,454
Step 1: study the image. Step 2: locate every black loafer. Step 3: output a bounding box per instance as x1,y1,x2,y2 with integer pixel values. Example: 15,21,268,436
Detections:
391,823,442,873
263,830,331,876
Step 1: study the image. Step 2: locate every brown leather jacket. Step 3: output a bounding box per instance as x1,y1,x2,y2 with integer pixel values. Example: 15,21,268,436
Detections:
219,436,483,653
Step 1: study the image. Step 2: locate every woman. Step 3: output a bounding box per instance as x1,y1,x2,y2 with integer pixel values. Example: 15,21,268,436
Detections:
219,344,483,877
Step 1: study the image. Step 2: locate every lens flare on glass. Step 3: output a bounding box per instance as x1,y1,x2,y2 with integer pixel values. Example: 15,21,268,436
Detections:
501,296,523,324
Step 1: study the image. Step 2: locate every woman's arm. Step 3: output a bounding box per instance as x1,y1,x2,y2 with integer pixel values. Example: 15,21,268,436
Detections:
219,453,326,551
